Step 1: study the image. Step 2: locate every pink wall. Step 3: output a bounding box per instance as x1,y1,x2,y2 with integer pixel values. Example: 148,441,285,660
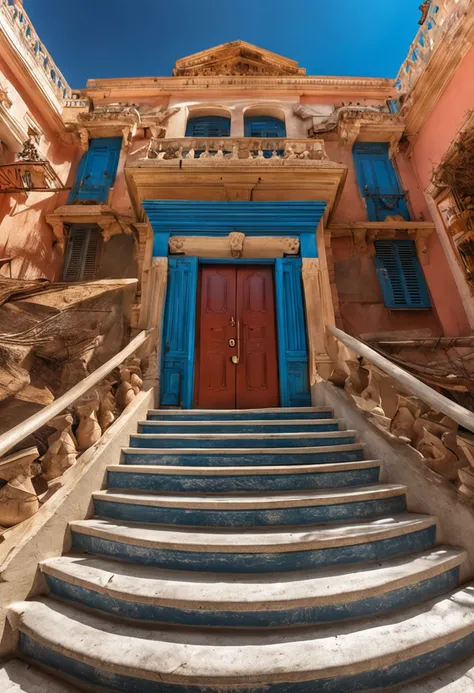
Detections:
411,44,474,191
0,58,79,281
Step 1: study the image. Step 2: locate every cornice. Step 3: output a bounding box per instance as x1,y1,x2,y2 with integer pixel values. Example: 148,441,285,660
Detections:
402,3,474,140
85,75,395,100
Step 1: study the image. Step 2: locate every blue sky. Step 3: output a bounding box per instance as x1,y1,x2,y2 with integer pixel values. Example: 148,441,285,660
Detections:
24,0,420,87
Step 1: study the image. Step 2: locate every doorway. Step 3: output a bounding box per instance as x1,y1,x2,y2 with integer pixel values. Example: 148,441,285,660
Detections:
194,265,280,409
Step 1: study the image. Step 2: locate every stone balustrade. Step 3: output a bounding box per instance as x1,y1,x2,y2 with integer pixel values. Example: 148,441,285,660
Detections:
395,0,469,100
0,0,71,103
147,136,330,163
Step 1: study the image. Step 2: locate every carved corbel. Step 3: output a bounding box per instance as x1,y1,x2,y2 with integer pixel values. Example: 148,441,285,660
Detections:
229,232,245,258
366,230,378,257
389,133,402,159
78,127,89,151
47,218,67,254
169,237,185,254
122,126,132,149
98,220,122,243
409,229,431,266
339,122,361,150
352,229,368,253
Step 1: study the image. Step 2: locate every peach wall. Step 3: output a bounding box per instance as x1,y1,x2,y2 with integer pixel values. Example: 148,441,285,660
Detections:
0,58,79,281
411,44,474,191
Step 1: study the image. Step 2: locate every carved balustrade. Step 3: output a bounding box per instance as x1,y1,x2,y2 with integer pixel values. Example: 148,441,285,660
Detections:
395,0,470,100
329,325,474,501
0,0,71,103
147,137,330,163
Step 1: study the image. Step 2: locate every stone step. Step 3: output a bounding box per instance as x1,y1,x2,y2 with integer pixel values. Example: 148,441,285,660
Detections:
400,653,474,691
147,407,334,421
92,484,407,527
129,430,358,449
11,587,474,692
107,460,382,493
41,547,465,629
69,514,437,572
0,659,83,692
122,443,366,467
138,418,343,434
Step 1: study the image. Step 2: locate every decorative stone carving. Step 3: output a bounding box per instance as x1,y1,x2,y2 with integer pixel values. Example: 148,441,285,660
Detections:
75,399,102,451
40,413,78,481
97,382,116,432
0,447,40,527
173,41,306,77
229,232,245,258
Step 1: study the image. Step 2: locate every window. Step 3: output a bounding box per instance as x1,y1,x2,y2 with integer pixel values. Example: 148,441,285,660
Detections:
62,226,102,281
244,115,286,138
374,240,431,309
68,137,122,204
185,116,230,138
353,142,410,222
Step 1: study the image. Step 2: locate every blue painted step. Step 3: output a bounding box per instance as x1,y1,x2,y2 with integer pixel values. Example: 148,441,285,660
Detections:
138,420,342,434
147,407,333,422
129,431,358,449
70,515,437,573
41,548,465,629
122,445,366,466
106,460,382,493
92,486,407,527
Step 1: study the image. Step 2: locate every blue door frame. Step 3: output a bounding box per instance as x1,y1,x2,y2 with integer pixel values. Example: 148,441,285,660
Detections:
142,201,327,410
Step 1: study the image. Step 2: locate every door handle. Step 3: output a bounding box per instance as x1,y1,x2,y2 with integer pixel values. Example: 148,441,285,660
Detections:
231,318,241,365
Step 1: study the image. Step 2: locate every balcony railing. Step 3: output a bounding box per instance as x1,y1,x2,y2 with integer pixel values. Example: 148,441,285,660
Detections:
0,0,71,103
146,137,330,163
395,0,470,99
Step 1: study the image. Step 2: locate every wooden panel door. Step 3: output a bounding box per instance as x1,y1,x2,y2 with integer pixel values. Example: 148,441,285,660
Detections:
195,265,279,409
195,266,237,409
236,266,279,409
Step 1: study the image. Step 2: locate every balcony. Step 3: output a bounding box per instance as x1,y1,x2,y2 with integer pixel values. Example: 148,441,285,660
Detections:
0,0,71,108
395,0,471,103
125,136,347,218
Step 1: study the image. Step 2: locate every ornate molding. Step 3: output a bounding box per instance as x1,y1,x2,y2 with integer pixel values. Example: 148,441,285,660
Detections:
173,41,306,77
168,234,300,259
46,205,137,248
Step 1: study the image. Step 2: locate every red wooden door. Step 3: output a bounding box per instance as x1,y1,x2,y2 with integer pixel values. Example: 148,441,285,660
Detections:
236,266,279,409
195,265,279,409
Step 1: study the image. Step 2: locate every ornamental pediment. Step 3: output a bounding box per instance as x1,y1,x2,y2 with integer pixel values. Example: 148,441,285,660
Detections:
173,41,306,77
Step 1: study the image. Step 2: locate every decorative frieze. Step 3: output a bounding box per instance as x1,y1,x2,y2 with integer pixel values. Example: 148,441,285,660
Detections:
168,234,300,259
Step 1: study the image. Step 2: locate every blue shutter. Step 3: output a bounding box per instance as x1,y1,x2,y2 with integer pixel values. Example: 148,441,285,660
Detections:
160,257,198,409
275,258,311,407
68,137,122,204
244,116,286,138
374,240,431,309
353,143,410,222
185,116,230,138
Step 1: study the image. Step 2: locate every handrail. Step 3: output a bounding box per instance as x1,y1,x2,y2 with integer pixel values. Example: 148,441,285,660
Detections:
328,325,474,436
0,329,155,459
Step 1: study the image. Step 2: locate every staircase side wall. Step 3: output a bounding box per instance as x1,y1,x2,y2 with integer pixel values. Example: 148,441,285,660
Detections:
313,381,474,581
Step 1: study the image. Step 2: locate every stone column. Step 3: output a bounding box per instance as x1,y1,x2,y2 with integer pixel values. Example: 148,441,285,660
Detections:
302,258,334,383
139,257,168,404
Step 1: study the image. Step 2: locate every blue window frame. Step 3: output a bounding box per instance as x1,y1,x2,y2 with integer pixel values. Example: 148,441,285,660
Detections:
244,115,286,138
353,142,410,222
185,116,230,138
68,137,122,204
374,240,431,309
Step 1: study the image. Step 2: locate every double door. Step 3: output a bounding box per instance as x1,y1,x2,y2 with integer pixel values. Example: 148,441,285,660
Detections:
195,265,279,409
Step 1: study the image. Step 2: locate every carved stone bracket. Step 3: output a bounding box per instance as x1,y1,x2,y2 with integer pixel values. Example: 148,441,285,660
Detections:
168,234,300,259
328,222,436,261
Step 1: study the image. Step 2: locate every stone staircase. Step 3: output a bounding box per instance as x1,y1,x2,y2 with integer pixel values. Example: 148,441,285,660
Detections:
4,406,474,692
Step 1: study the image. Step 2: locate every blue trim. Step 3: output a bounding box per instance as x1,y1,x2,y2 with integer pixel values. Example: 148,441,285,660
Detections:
129,434,355,448
107,467,381,492
244,115,286,138
122,449,364,467
275,258,311,407
20,619,474,692
45,567,459,629
93,495,407,527
147,410,333,421
71,525,436,572
160,257,198,408
137,421,340,434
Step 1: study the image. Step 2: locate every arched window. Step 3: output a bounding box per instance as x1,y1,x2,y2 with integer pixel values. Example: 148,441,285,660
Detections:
244,115,286,138
185,115,231,138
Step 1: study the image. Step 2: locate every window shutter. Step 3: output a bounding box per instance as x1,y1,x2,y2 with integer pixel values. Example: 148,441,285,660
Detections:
185,116,230,138
244,116,286,138
62,227,101,281
374,240,431,309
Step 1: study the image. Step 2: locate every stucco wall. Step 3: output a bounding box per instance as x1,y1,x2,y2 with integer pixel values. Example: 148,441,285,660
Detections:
0,58,79,281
